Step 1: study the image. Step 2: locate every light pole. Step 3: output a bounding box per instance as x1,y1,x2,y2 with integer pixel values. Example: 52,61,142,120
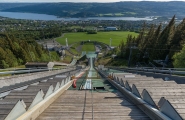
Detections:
110,38,112,47
66,38,68,47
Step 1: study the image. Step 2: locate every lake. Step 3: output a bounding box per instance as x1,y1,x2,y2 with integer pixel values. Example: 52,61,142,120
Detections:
0,12,153,21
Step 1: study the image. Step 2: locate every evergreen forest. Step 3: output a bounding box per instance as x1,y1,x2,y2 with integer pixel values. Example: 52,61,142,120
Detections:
2,2,185,18
116,16,185,68
0,33,60,68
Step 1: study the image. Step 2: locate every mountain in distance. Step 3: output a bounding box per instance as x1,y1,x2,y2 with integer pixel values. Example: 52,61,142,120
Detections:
1,2,185,18
0,3,37,11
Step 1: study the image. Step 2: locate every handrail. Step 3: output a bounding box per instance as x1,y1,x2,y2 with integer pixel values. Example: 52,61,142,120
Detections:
107,66,185,75
149,62,157,68
0,67,74,75
0,68,80,93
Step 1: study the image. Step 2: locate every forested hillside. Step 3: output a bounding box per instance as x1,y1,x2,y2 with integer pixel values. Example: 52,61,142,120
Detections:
2,2,185,18
0,3,35,10
116,16,185,67
0,33,60,68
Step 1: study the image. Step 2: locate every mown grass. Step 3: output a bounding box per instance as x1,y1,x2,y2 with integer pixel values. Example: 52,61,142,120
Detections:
62,56,72,64
70,46,80,55
99,13,113,16
56,31,138,46
72,42,80,48
124,12,137,15
61,50,73,63
95,56,112,66
115,13,124,16
99,13,124,16
95,56,128,67
82,43,95,51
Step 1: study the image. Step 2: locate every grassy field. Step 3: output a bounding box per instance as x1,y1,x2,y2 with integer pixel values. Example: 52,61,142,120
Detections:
70,47,79,55
82,43,95,51
62,55,72,64
56,31,138,46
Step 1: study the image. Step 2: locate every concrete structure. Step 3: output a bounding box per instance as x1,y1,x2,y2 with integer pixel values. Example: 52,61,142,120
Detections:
37,90,150,120
97,26,104,31
0,69,82,120
37,39,61,51
98,65,104,69
25,62,54,69
0,68,75,89
104,26,118,31
32,55,148,119
58,49,65,56
1,52,185,120
99,68,185,120
36,56,150,120
116,67,185,84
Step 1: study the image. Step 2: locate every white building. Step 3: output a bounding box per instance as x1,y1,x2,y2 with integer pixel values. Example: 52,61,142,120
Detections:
104,27,118,31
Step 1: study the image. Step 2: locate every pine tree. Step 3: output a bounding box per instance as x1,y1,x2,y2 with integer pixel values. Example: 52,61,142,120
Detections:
142,24,155,52
153,15,175,60
5,49,18,67
35,43,43,57
125,34,134,59
173,45,185,68
135,22,146,48
19,47,30,64
0,47,6,60
0,32,60,68
0,60,9,68
169,18,185,58
119,40,125,58
149,24,162,59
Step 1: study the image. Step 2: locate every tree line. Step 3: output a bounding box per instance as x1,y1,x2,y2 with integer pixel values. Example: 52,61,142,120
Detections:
8,27,62,40
3,2,185,18
0,32,60,68
117,15,185,68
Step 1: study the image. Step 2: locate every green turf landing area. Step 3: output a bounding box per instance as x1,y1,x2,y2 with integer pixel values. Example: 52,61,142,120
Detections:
56,31,138,46
82,42,95,51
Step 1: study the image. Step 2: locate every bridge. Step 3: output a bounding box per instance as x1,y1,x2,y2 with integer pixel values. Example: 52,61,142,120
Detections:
0,52,185,120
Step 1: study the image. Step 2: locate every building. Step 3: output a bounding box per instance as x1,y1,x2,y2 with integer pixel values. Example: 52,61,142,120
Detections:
97,26,104,31
104,27,118,31
25,62,54,69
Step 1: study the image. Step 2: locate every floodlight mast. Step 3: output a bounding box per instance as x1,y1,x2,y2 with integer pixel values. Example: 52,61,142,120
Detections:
110,38,112,47
66,38,68,47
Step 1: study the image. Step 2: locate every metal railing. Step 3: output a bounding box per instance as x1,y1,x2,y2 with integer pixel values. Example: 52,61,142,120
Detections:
0,67,75,76
0,68,81,94
107,66,185,76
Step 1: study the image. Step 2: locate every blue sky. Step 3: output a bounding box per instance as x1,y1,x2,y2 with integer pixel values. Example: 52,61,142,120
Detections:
1,0,185,3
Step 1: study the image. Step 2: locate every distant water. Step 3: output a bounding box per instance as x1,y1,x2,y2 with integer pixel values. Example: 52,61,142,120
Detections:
0,12,153,21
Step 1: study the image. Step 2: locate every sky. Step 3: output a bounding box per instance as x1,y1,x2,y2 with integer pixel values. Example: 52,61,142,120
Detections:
1,0,185,3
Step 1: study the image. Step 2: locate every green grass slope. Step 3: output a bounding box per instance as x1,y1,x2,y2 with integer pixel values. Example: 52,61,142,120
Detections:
82,43,95,51
56,31,138,46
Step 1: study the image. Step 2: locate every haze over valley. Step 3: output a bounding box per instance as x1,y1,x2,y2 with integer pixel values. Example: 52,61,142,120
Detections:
0,2,185,19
